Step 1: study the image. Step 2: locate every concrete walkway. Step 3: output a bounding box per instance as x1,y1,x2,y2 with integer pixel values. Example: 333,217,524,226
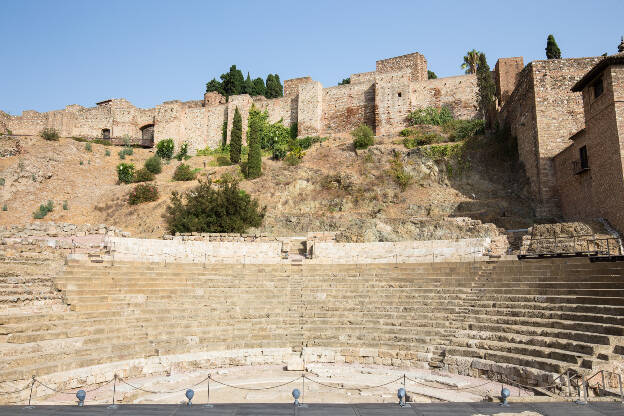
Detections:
0,402,622,415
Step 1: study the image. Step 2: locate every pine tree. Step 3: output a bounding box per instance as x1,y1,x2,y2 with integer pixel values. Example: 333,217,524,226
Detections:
221,65,245,97
545,35,561,59
265,74,283,99
476,53,496,122
246,107,262,178
230,108,243,163
252,77,266,96
243,73,254,95
205,78,224,95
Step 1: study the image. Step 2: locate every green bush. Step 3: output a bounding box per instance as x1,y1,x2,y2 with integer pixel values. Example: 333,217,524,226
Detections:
128,183,159,205
175,142,190,161
33,200,53,219
144,155,162,174
289,122,298,139
0,178,4,186
351,124,374,149
118,147,133,159
116,163,135,184
165,177,265,234
85,143,92,152
284,147,304,166
41,128,60,141
134,167,155,182
408,107,453,126
443,119,485,141
105,149,111,157
62,200,68,210
1,204,7,211
156,139,175,160
387,157,412,191
296,136,326,150
79,161,83,166
399,129,412,137
172,163,197,181
402,132,444,148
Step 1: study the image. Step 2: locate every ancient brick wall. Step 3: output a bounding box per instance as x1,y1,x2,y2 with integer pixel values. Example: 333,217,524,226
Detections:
350,71,376,84
374,69,412,135
321,82,375,133
297,81,323,136
410,74,478,120
494,57,524,107
253,95,296,126
204,92,226,107
376,52,427,81
284,77,313,96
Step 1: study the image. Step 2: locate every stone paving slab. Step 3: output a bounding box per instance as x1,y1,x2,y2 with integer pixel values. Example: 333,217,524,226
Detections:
0,403,622,415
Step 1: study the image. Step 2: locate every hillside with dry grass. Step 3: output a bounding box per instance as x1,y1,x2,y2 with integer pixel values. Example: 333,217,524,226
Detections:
0,128,535,241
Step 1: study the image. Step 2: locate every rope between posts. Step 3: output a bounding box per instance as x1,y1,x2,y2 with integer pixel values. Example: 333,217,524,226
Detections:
0,382,34,395
405,376,494,391
208,376,300,391
303,375,403,390
35,377,114,394
117,375,211,394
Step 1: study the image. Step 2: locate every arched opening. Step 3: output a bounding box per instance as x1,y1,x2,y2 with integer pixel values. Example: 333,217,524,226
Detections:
101,129,111,140
140,124,155,147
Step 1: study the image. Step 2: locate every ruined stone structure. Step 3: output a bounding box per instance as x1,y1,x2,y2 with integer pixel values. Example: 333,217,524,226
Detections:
0,52,478,152
3,48,624,233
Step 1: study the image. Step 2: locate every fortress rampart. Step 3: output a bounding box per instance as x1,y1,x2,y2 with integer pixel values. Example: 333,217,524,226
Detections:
0,52,478,152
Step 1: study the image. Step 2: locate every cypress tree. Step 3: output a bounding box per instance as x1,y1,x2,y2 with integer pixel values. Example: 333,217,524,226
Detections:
230,108,243,163
247,108,262,178
274,74,283,97
265,74,276,98
545,35,561,59
252,77,266,96
476,53,496,122
243,73,254,95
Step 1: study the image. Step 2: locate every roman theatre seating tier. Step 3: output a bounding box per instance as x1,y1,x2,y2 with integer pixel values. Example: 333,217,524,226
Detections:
1,259,623,403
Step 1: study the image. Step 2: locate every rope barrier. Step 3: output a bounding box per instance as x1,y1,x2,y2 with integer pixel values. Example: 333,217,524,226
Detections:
405,376,494,391
208,376,300,391
35,377,114,395
117,375,211,395
303,375,403,390
0,382,33,395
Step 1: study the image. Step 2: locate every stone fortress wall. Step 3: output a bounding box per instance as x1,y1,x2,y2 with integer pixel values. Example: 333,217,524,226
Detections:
1,52,479,152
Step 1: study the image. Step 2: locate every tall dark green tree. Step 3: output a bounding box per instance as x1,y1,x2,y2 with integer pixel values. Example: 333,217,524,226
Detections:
545,34,561,59
243,72,254,95
246,107,263,179
206,78,224,95
265,74,283,98
221,65,245,97
476,53,496,122
252,77,266,96
230,108,243,163
427,70,437,79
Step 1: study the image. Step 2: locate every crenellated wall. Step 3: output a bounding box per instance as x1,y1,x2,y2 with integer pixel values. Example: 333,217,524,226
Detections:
2,51,484,153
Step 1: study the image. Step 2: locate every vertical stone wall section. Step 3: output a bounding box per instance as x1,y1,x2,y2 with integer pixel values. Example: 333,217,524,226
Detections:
297,81,323,136
376,52,428,81
494,57,524,107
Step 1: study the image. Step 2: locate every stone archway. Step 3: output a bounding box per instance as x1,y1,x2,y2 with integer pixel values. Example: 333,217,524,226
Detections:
140,124,155,147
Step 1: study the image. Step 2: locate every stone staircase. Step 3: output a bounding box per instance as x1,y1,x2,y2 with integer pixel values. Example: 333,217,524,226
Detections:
0,257,623,403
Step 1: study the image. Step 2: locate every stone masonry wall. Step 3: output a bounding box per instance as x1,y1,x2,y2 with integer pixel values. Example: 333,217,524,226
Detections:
410,74,478,120
556,64,624,232
374,69,412,135
376,52,427,82
494,57,524,107
284,77,314,97
297,81,323,136
350,71,376,84
321,82,376,133
532,57,602,216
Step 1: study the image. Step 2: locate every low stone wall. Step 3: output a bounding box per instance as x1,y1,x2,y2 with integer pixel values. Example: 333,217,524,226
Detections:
107,236,284,264
309,238,491,263
0,223,128,250
106,235,496,264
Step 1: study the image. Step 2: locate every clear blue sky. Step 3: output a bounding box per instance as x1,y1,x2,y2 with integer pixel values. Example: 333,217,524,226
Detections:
1,0,622,115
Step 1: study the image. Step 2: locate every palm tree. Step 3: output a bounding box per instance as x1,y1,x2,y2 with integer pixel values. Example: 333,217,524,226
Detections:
461,49,482,74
